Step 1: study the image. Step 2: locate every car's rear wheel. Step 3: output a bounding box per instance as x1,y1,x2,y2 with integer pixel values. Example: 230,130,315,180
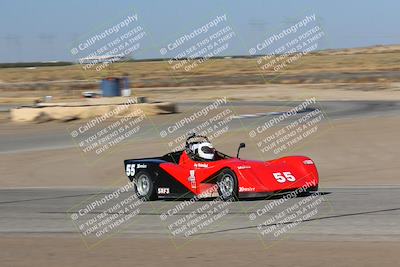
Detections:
217,169,239,201
134,170,158,201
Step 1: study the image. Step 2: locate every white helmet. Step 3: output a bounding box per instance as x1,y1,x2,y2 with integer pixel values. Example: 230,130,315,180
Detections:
190,143,199,154
197,142,215,160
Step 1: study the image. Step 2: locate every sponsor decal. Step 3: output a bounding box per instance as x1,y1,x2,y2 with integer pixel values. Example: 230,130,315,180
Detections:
239,186,256,192
194,163,209,168
158,188,170,194
188,170,197,189
238,165,251,170
137,163,147,168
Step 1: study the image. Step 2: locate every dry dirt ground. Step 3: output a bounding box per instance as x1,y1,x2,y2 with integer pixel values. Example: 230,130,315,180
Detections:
134,82,400,102
0,235,399,267
1,45,400,86
1,82,400,104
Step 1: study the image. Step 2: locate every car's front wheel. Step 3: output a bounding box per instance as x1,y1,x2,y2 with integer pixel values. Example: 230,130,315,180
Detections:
134,170,158,201
217,169,239,201
297,184,319,197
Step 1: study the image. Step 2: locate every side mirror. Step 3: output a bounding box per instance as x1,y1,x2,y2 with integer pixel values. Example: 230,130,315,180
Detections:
237,143,246,159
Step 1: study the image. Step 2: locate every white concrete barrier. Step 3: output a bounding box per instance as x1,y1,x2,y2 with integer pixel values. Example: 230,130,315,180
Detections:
10,102,176,122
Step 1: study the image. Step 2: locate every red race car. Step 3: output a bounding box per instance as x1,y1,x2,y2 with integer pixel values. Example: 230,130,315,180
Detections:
124,134,319,201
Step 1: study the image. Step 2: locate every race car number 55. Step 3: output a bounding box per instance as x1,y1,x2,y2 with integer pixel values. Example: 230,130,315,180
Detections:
126,164,136,176
273,172,296,183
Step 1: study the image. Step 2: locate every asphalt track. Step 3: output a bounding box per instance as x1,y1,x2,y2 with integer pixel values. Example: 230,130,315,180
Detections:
0,186,398,242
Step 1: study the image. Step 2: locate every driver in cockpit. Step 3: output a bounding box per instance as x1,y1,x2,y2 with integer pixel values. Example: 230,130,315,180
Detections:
190,141,215,161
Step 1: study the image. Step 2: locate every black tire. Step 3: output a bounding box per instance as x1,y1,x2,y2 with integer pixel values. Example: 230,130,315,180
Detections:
217,169,239,201
133,170,158,201
307,185,319,192
297,185,319,197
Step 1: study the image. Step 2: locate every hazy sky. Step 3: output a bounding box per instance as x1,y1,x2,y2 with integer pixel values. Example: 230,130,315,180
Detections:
1,0,399,62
